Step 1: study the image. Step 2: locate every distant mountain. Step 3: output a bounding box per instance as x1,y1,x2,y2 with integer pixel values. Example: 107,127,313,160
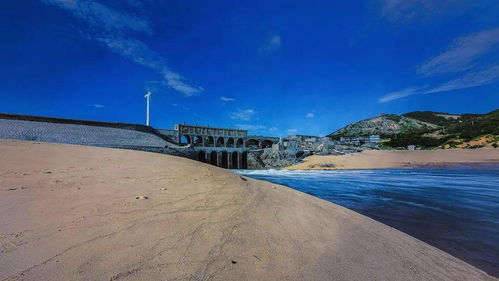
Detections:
328,114,438,138
328,109,499,148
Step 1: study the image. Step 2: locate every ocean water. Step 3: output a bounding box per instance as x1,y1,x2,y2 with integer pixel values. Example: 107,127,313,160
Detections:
234,165,499,277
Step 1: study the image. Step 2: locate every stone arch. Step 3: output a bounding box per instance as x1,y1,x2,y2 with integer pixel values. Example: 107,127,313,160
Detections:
205,136,214,147
232,152,238,169
193,135,203,146
242,151,248,169
226,137,235,148
210,151,218,166
198,151,206,162
236,138,244,148
216,137,225,147
221,151,228,168
261,140,273,148
180,135,191,144
245,139,259,148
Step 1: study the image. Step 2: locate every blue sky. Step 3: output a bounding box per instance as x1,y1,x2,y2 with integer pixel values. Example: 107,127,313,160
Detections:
1,0,498,136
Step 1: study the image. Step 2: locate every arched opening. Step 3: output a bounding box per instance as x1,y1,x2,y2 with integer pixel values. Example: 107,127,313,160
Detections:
261,140,273,148
216,137,225,147
232,152,238,169
245,139,259,148
210,151,218,166
205,136,214,147
180,135,191,144
193,136,203,146
221,151,228,168
236,138,244,148
226,137,235,148
242,152,248,169
198,151,206,162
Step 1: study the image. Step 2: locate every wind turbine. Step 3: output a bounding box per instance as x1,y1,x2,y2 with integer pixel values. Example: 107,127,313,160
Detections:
144,90,152,126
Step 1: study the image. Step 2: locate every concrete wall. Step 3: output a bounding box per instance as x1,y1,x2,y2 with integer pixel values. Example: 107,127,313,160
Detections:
0,115,260,169
0,119,169,147
156,129,180,144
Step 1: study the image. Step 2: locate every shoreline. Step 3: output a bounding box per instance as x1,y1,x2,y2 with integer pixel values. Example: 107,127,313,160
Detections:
1,140,496,280
237,166,499,276
285,149,499,170
276,162,499,172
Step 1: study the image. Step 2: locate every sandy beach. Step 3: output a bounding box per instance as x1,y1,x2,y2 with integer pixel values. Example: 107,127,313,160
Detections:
286,149,499,170
0,140,496,281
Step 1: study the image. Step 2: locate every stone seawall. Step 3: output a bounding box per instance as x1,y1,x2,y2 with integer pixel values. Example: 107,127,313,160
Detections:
0,116,200,161
0,113,173,143
0,119,169,147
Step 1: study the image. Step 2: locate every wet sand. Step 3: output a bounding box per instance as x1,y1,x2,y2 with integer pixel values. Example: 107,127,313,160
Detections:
286,149,499,170
0,140,496,280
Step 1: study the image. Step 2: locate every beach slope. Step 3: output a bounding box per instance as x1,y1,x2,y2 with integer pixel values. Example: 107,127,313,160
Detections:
0,140,495,281
286,149,499,170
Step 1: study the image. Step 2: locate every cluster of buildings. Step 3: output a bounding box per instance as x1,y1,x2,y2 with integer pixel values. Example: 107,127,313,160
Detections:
161,123,382,168
338,135,381,145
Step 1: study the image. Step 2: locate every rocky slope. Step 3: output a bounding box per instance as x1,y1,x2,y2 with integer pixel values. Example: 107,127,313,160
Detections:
328,114,438,138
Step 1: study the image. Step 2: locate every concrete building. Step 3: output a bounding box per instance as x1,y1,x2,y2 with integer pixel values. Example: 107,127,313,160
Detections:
340,135,380,145
170,124,279,169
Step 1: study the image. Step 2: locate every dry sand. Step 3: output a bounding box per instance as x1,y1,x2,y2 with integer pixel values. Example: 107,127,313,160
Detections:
286,149,499,170
0,140,496,281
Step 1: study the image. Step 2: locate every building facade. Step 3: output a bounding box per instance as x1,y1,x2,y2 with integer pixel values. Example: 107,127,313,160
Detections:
172,124,279,169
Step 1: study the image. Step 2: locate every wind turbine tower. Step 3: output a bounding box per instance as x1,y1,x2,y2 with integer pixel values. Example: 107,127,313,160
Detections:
144,91,152,126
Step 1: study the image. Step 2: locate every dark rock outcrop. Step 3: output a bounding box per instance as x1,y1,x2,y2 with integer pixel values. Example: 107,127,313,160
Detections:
248,148,307,169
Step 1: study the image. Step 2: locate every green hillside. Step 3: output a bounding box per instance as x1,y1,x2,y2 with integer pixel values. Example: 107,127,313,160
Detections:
404,110,499,141
329,109,499,149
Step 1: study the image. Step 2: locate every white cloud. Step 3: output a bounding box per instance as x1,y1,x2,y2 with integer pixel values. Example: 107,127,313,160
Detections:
230,109,256,121
378,87,424,103
164,72,203,97
287,129,298,134
380,0,458,22
379,28,499,102
42,0,151,34
269,35,281,49
269,127,278,133
425,65,499,94
42,0,203,97
418,28,499,76
91,104,105,108
98,37,202,97
379,66,499,102
98,36,165,72
305,112,315,118
220,96,235,102
261,34,281,54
